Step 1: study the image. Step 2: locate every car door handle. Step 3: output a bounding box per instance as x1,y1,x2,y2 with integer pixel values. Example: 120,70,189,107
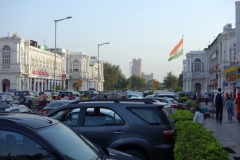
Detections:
115,130,124,134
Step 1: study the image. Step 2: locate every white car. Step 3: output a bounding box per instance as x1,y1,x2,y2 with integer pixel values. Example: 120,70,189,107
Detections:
0,102,33,113
127,94,143,99
0,94,13,104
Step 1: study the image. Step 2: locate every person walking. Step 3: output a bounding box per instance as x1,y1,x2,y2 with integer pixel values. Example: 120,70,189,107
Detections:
225,97,234,121
204,93,209,105
214,88,225,123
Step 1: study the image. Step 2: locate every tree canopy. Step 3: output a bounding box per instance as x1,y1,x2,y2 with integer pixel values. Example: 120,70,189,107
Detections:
129,75,146,90
163,71,178,91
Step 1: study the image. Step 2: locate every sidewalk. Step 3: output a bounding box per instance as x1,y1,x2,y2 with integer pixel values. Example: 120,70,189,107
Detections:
200,102,240,159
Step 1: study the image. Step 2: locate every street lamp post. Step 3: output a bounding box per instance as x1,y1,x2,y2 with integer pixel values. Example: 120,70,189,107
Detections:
129,62,133,90
53,16,72,93
97,42,109,91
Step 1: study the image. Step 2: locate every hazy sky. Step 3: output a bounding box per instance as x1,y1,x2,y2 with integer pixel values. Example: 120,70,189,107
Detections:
0,0,237,81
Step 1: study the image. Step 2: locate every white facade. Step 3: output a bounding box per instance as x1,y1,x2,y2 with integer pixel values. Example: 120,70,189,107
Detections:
183,24,236,96
0,36,104,92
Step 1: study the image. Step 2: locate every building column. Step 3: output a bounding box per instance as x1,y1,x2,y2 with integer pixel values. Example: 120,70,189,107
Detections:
27,77,29,90
18,76,21,90
33,78,36,92
189,80,192,91
37,79,40,92
205,79,208,92
63,80,66,89
29,77,32,90
41,78,43,91
186,81,188,92
48,79,50,89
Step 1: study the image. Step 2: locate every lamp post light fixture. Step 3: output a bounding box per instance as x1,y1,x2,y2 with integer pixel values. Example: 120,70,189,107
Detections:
53,16,72,93
97,42,109,91
129,62,133,90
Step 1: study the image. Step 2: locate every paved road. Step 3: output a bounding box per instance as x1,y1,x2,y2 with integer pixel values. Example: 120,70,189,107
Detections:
201,102,240,159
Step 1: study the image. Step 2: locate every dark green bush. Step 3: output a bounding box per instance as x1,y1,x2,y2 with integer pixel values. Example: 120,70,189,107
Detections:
174,121,230,160
172,110,193,122
179,96,188,103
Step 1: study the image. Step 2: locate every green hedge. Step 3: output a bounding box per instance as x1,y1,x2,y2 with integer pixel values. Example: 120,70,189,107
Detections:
172,110,193,122
173,110,231,160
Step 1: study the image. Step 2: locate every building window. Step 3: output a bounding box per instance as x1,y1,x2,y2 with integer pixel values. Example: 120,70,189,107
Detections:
194,59,201,72
2,46,10,68
73,60,80,72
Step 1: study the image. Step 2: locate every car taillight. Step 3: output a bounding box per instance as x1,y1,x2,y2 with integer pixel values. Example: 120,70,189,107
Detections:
28,93,31,96
40,109,47,114
171,105,177,109
162,129,175,139
14,93,16,96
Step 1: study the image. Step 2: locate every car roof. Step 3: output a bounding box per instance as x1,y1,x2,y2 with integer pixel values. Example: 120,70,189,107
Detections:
52,100,76,102
0,113,58,129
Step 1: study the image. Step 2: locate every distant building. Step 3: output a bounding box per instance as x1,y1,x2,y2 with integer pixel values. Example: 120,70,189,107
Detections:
0,35,104,92
131,58,142,77
142,72,153,82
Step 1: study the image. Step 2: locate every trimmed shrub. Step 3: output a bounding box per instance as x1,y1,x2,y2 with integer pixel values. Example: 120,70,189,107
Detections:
172,110,193,122
174,121,230,160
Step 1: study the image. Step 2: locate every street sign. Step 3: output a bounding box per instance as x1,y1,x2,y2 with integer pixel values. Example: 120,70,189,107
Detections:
76,80,82,87
154,81,159,89
126,84,130,89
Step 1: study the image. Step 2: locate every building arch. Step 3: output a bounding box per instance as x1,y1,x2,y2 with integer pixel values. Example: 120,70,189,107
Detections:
2,79,10,92
2,46,10,69
194,82,201,93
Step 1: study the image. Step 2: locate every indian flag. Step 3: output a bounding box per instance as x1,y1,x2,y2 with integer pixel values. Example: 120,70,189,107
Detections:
168,38,183,61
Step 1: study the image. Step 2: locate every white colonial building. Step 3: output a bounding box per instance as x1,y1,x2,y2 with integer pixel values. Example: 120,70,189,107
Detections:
183,24,236,96
0,35,104,92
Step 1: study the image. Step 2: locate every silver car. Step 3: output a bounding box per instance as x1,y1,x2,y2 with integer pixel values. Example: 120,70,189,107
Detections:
13,90,38,109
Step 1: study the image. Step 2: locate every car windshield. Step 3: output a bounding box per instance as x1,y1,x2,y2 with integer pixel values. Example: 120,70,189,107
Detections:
46,101,70,107
15,91,28,96
36,123,100,159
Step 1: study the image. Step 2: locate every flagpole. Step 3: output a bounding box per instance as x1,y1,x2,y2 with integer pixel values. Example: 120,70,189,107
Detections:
182,35,184,61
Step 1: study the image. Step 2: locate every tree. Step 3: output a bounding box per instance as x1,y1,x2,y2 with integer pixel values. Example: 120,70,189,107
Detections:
144,80,154,90
178,72,183,87
103,62,123,90
114,73,129,90
163,71,178,91
129,75,146,90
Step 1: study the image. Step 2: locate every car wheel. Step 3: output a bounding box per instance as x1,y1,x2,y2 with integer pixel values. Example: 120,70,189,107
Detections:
123,149,147,160
19,96,26,104
27,101,32,109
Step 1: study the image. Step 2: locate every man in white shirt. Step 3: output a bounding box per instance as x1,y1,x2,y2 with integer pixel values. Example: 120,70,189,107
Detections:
190,107,204,125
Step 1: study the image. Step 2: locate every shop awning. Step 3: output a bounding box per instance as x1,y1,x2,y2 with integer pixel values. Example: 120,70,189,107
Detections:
234,82,240,88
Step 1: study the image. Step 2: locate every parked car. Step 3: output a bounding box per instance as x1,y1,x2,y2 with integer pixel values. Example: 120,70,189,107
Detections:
40,100,75,115
13,90,38,109
144,97,181,114
46,99,174,160
127,94,143,99
0,112,140,160
0,102,33,113
0,93,13,104
56,91,80,100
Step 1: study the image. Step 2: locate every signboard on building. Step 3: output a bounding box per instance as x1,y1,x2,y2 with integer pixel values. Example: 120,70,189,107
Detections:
211,53,216,60
210,65,218,74
76,80,82,87
224,66,238,74
33,71,49,76
226,73,240,82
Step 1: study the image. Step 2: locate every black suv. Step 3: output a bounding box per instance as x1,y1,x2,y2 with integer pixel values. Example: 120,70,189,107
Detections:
46,99,174,160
